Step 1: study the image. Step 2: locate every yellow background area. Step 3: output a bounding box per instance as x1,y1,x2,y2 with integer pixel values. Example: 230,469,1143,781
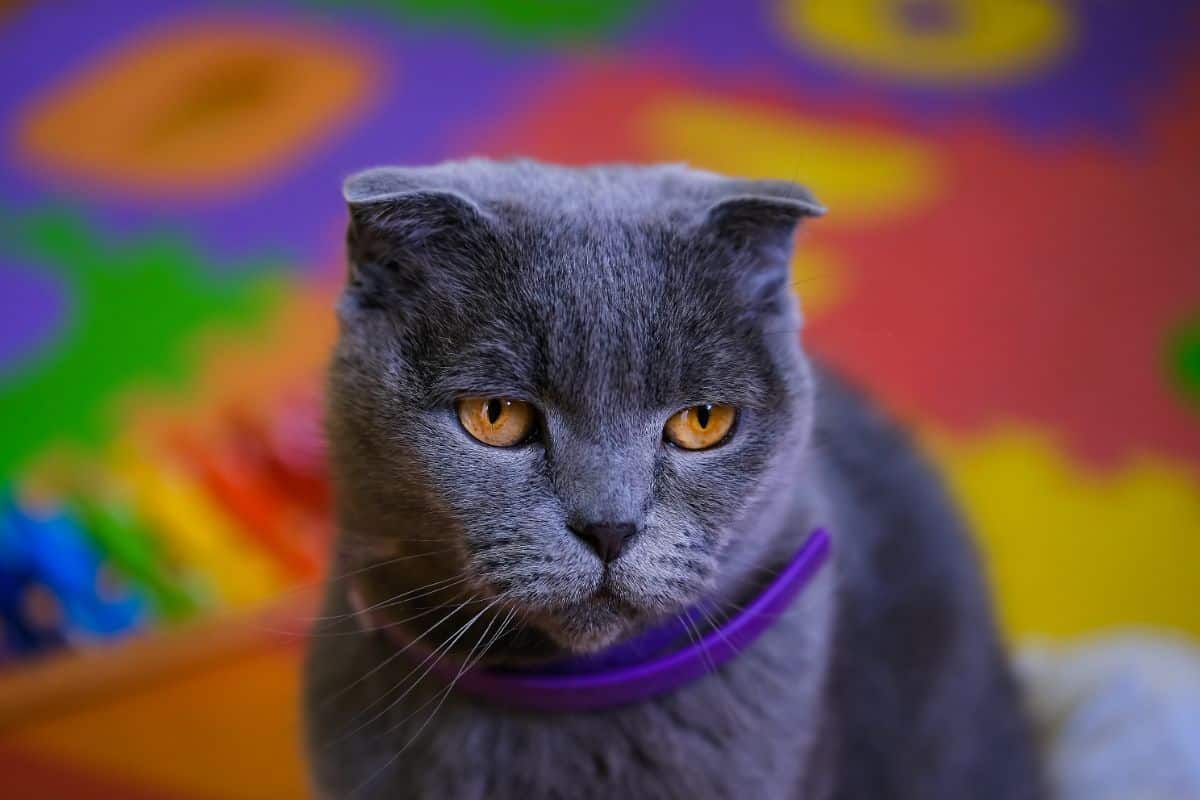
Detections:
781,0,1072,84
929,428,1200,640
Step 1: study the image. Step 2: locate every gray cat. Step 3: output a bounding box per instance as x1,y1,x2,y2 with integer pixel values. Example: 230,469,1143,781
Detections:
303,159,1043,799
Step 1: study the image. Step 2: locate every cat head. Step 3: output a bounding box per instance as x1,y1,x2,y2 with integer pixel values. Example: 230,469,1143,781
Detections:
327,159,823,653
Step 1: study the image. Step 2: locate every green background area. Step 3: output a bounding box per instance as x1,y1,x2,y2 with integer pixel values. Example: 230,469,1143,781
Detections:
309,0,649,42
1169,313,1200,411
0,209,283,482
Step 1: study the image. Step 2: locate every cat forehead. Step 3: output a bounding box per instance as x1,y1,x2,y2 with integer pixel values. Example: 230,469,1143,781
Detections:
425,229,781,411
432,285,779,414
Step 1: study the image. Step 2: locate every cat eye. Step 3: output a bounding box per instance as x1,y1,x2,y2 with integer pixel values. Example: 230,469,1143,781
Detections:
457,397,537,447
664,404,737,450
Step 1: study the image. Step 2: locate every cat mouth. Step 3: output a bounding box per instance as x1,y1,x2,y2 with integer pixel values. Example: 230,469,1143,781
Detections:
592,574,636,609
586,581,642,624
593,574,618,601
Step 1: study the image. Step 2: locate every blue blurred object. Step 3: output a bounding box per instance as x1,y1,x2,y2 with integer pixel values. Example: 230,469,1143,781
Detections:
0,490,148,652
0,564,65,661
0,505,66,659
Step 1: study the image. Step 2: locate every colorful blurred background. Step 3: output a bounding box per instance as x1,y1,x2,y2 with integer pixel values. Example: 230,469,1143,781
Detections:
1,1,1198,797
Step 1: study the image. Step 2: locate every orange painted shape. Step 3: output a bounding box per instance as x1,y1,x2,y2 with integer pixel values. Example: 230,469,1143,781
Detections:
0,743,209,800
1,644,310,800
17,19,377,197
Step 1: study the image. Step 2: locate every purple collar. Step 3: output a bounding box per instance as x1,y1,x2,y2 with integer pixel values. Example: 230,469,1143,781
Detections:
360,528,831,713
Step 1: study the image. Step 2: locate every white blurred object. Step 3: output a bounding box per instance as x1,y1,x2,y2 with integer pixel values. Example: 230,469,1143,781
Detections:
1018,631,1200,800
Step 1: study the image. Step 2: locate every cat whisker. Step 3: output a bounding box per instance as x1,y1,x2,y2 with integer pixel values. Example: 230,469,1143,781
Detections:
334,594,507,743
328,548,458,579
247,549,461,625
677,612,716,681
255,581,469,640
691,607,748,723
707,595,810,626
306,573,471,624
305,590,486,642
381,604,510,738
318,595,478,709
351,608,517,798
698,605,740,659
329,598,481,734
340,532,464,546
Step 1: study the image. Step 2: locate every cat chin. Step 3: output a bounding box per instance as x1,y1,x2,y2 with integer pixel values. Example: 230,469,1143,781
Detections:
546,625,626,654
532,596,637,654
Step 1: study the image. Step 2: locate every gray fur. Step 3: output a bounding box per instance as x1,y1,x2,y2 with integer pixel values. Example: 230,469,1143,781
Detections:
304,159,1042,799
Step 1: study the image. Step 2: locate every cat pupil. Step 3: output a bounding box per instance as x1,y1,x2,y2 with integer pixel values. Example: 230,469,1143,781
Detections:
696,405,711,429
486,399,503,424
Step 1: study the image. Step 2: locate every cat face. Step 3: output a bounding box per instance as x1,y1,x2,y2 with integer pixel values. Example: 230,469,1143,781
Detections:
327,160,822,652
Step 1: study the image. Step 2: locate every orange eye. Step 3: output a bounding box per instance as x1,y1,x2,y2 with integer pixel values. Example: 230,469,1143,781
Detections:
457,397,536,447
664,404,737,450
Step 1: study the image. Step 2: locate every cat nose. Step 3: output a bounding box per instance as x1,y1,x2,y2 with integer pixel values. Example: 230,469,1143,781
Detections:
571,522,637,564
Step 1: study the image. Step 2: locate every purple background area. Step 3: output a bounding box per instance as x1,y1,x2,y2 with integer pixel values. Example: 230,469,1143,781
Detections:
2,0,1199,375
0,261,68,382
4,0,1197,273
0,0,563,269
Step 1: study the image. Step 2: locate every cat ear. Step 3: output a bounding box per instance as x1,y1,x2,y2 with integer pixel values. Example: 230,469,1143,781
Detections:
341,168,497,310
696,180,824,313
699,179,825,253
343,167,495,249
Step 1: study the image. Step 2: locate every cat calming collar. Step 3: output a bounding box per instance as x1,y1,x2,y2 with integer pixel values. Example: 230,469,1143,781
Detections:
352,528,831,713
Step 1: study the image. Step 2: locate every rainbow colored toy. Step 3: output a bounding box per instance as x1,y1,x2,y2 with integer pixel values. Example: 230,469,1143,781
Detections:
0,492,147,653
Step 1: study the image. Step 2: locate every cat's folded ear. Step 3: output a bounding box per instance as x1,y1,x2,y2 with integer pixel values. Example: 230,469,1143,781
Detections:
699,179,825,252
343,166,496,246
340,167,498,311
695,179,824,315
